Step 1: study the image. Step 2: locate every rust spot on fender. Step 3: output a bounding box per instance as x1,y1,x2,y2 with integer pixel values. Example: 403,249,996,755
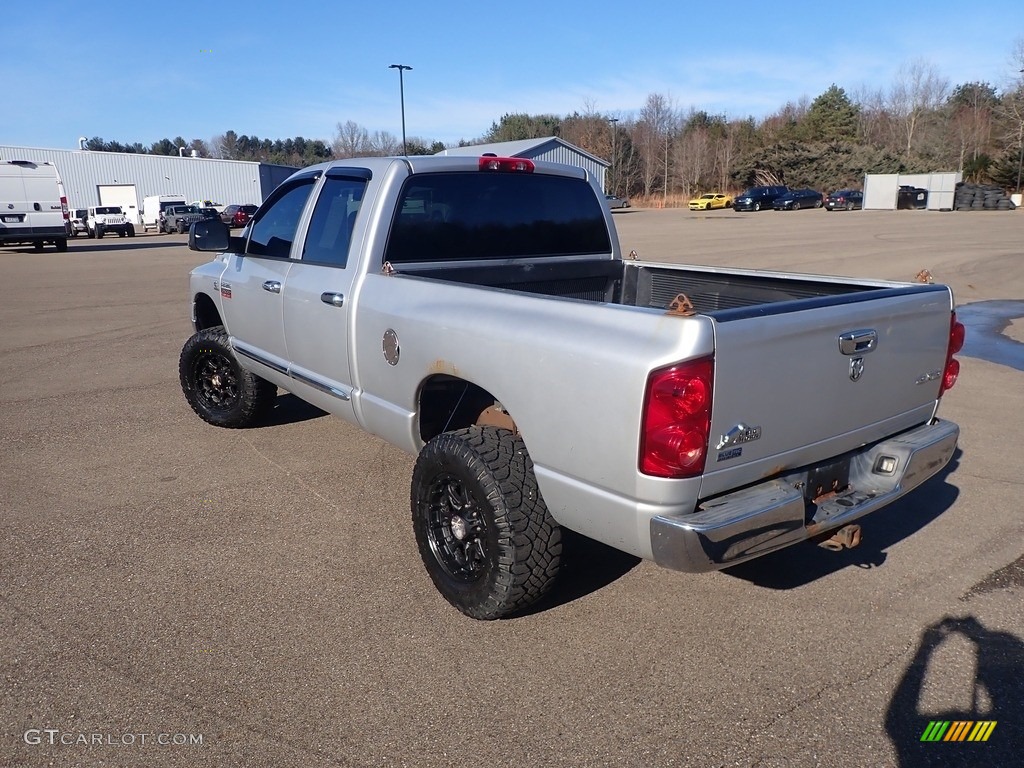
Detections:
428,359,460,376
476,405,518,434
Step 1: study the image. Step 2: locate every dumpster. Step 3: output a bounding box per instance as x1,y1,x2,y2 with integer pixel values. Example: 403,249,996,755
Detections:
897,185,928,209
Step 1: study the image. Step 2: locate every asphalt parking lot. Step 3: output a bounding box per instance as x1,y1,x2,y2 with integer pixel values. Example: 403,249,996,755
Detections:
2,209,1022,767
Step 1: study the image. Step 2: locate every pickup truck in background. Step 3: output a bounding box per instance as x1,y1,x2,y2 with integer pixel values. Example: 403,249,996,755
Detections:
179,155,964,620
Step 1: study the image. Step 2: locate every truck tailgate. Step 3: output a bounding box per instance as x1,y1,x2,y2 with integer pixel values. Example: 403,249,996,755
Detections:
700,286,953,499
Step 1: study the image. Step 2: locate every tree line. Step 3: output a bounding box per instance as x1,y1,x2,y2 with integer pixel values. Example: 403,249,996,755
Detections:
81,44,1024,201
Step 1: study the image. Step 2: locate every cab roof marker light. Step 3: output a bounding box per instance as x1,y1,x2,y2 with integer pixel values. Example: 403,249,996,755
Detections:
478,157,535,173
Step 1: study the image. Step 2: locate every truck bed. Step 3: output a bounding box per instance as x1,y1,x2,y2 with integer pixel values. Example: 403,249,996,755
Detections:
396,258,894,315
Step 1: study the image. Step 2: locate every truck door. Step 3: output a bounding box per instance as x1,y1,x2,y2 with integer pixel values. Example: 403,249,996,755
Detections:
280,170,368,422
220,176,318,377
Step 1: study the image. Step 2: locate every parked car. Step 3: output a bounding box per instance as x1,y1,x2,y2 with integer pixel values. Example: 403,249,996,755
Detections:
220,203,258,228
87,206,135,238
772,188,823,211
605,194,629,210
68,208,88,237
189,200,226,213
825,190,864,211
732,185,788,211
688,193,731,211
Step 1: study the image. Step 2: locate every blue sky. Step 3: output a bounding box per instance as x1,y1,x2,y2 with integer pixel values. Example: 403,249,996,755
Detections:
4,2,1023,151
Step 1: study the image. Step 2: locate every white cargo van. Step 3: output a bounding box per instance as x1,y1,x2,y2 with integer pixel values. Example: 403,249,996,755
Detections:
142,195,186,232
0,160,70,251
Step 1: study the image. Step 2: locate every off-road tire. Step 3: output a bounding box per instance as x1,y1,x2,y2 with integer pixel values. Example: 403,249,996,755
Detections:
87,227,95,239
95,226,104,239
411,426,562,620
127,224,135,237
179,326,277,428
177,221,187,234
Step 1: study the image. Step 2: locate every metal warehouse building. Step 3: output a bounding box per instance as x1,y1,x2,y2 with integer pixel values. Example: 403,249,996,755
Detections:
438,137,608,191
0,144,297,225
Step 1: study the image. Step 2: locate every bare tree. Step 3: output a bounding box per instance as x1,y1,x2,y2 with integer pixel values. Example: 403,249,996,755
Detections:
332,120,371,158
888,59,950,158
369,130,400,156
635,93,677,198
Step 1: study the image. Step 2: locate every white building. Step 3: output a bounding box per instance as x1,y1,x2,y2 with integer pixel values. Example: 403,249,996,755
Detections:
0,144,297,224
437,137,609,192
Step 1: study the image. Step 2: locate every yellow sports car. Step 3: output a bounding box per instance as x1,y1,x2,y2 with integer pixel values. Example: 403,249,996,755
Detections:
688,193,732,210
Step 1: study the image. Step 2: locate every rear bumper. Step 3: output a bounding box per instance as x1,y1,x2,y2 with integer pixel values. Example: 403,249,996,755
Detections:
650,419,959,572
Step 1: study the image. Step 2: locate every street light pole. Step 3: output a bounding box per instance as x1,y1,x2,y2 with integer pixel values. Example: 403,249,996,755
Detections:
388,64,412,155
607,117,619,195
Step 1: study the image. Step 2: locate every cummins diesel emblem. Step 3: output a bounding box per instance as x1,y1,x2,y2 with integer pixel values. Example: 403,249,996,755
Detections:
850,357,865,381
716,423,762,451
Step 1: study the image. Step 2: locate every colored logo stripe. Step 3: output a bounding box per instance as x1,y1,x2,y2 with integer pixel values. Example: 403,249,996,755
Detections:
968,721,997,742
920,720,997,742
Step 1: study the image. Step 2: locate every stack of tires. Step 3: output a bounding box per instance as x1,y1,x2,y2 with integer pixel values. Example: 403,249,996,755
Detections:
954,183,1017,211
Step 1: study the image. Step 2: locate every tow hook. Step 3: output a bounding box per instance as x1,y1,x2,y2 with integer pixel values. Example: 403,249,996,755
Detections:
817,524,862,552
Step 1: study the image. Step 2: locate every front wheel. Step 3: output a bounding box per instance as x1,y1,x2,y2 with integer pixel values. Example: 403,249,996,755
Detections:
411,426,562,620
179,326,277,428
753,202,761,211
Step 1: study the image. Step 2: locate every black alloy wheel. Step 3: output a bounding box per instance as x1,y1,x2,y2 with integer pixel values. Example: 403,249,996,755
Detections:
411,426,562,620
179,327,276,428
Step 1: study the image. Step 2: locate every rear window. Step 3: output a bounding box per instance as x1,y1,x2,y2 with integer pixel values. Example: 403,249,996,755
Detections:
383,172,611,264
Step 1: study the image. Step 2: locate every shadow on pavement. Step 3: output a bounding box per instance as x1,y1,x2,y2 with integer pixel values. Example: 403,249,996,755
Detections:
514,530,642,618
724,448,962,589
885,615,1023,766
255,393,329,427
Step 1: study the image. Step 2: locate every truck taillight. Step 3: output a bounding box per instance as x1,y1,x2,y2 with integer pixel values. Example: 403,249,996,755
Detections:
639,358,714,478
939,311,965,396
478,156,534,173
60,195,69,220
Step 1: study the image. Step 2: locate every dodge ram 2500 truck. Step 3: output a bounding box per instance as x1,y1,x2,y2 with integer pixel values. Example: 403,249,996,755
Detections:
179,155,964,620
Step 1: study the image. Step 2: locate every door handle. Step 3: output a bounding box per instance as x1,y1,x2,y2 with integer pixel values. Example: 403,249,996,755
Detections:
321,292,345,308
262,280,281,294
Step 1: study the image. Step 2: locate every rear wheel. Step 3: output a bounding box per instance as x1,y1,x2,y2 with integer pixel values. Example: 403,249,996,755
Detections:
179,326,277,428
411,426,562,620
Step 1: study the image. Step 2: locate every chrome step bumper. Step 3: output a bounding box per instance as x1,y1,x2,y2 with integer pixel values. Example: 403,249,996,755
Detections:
650,419,959,572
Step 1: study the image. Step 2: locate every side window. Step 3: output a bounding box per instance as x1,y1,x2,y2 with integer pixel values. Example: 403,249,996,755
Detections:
246,179,316,259
301,176,366,268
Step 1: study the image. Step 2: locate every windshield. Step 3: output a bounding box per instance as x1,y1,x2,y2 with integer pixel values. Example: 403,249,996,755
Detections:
700,194,714,199
96,206,121,214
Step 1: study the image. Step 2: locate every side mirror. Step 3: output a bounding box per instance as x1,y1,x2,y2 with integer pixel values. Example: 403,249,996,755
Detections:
189,219,232,251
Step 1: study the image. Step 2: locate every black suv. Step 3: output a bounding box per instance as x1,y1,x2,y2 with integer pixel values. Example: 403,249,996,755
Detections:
733,185,788,212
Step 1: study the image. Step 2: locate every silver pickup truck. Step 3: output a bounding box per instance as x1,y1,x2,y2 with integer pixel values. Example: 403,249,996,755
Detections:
179,155,964,620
